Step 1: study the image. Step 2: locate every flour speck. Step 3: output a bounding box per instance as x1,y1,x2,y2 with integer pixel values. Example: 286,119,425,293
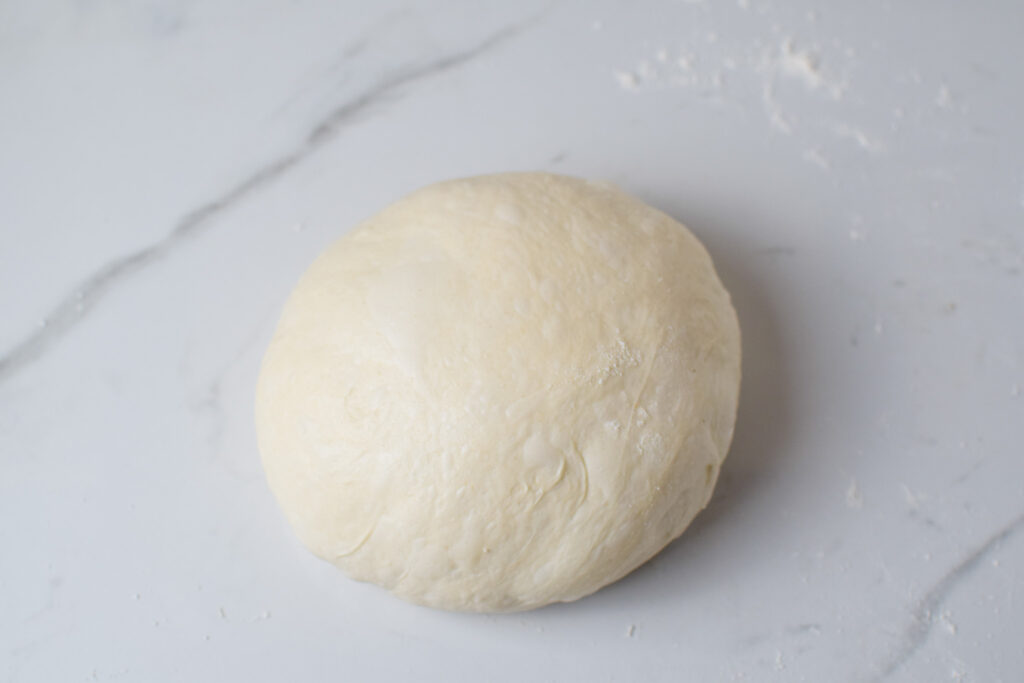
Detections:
940,610,958,635
832,123,885,153
613,70,639,91
845,478,863,509
802,148,829,169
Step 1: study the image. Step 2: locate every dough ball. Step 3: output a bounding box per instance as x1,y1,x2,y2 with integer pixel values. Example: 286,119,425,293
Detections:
255,173,741,611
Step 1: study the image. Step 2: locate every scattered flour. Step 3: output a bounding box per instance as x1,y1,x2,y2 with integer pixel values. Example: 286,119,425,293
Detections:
607,13,895,157
613,48,711,93
778,38,844,99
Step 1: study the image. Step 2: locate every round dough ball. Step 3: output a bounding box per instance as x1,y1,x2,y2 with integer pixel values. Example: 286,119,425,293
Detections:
255,173,740,612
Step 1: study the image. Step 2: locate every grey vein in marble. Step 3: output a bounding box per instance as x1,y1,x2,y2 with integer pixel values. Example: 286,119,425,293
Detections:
872,510,1024,680
0,16,537,383
193,319,269,464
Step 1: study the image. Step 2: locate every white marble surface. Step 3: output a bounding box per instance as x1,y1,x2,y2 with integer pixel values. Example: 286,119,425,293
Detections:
2,1,1023,680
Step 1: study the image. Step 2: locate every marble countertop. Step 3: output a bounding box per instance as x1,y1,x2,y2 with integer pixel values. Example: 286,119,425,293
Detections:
3,1,1022,680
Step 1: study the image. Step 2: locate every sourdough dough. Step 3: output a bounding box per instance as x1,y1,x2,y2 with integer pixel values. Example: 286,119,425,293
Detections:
255,173,741,611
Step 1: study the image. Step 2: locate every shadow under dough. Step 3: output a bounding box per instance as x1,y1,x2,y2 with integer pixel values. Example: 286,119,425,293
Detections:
682,219,795,539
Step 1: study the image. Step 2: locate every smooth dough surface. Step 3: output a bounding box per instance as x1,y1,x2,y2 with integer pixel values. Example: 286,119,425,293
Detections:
255,173,741,611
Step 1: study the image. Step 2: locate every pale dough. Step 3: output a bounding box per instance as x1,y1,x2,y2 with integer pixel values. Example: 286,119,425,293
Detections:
255,173,741,611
